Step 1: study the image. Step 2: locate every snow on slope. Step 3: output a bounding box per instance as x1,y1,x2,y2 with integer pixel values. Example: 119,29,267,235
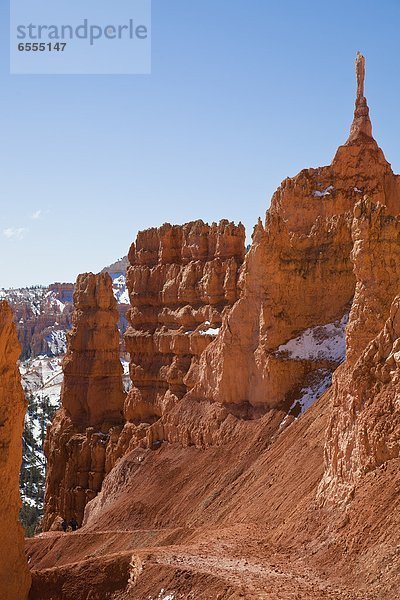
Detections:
276,313,348,362
111,273,130,304
20,356,64,408
19,356,63,524
44,330,67,356
276,313,349,431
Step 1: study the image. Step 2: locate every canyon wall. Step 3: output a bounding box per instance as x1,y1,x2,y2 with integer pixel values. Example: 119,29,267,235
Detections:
28,54,400,600
1,284,74,358
318,198,400,504
0,301,30,599
42,273,125,530
45,55,400,531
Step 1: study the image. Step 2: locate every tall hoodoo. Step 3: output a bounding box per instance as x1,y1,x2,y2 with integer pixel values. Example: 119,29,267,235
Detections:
0,301,31,599
62,272,125,428
42,273,125,530
317,55,400,505
347,51,373,143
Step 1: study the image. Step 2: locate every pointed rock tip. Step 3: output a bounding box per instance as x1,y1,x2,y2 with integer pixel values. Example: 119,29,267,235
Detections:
345,51,374,145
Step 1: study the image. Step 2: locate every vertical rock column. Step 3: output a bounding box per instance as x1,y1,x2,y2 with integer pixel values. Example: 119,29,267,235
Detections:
318,200,400,505
123,220,245,425
0,301,31,599
43,273,125,530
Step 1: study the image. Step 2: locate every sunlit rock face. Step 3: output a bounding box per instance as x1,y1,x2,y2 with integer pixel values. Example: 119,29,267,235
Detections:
42,273,125,530
0,301,31,599
123,219,245,425
318,199,400,505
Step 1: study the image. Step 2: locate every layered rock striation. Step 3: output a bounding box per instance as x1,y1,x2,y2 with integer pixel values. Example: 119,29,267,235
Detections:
319,198,400,504
29,54,400,599
0,301,31,599
190,53,400,426
118,220,245,442
42,273,125,530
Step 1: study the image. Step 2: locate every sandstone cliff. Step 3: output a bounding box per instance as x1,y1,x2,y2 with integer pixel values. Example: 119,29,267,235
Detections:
28,54,400,599
42,273,125,530
116,219,245,452
0,301,31,599
318,197,400,505
191,55,399,419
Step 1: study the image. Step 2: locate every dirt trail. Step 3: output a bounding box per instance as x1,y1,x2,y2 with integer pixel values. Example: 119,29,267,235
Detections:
152,547,365,600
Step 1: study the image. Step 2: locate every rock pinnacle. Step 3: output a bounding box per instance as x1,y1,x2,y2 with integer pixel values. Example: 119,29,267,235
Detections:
346,52,373,144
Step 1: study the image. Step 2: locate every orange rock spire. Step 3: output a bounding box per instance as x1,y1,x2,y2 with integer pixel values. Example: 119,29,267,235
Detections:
346,51,373,144
42,273,126,529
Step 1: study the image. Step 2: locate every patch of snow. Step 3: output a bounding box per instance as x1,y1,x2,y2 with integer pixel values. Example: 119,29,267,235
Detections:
198,320,220,336
20,356,63,408
200,327,220,336
312,185,334,198
117,289,130,304
354,187,363,193
153,590,175,600
275,313,348,363
53,298,66,313
45,329,67,356
288,369,332,416
280,368,333,430
20,495,39,508
111,273,130,304
112,274,126,286
293,368,332,414
121,358,132,393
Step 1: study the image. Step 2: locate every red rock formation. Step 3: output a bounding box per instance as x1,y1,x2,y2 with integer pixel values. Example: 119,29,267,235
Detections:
189,54,399,424
318,199,400,504
117,220,245,451
316,57,400,505
28,54,400,599
42,273,125,530
62,273,125,428
0,301,31,599
347,51,373,144
3,284,74,358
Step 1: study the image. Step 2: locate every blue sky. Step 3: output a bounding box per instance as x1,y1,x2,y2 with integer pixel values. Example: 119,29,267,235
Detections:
1,0,400,288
